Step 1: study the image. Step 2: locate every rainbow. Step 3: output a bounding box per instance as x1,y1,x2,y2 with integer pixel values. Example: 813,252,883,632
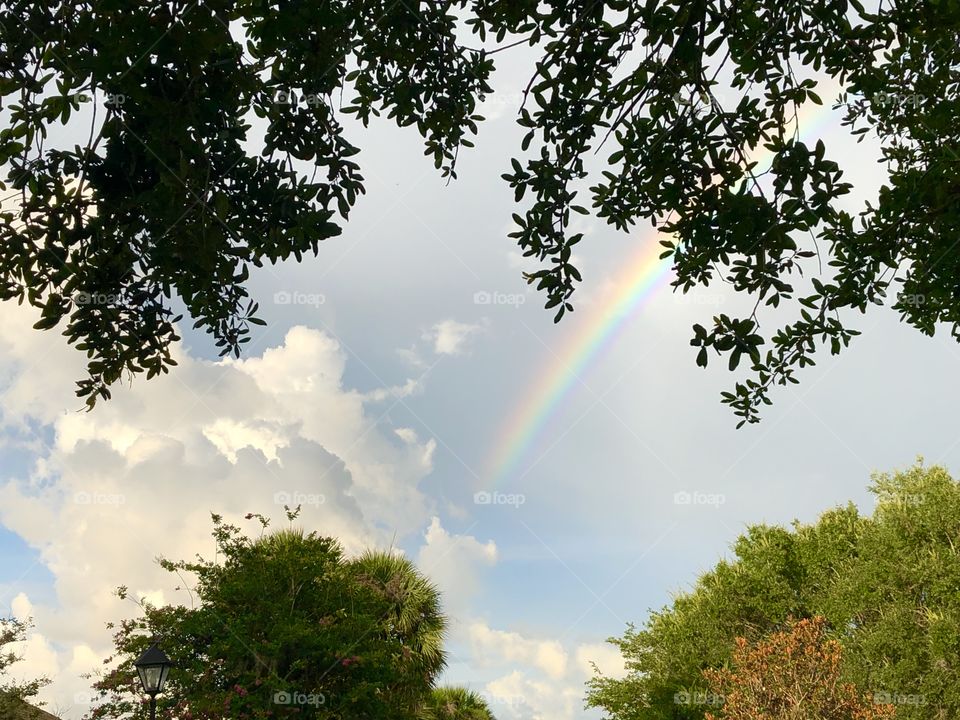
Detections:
488,83,845,486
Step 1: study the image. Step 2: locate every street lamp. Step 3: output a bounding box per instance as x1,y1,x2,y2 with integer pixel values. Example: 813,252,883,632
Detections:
134,642,172,720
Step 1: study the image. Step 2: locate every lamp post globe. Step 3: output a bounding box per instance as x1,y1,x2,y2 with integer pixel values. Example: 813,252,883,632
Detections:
134,642,172,720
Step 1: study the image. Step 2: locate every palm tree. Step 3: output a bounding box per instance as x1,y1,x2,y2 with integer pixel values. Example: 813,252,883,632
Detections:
347,550,447,682
422,686,496,720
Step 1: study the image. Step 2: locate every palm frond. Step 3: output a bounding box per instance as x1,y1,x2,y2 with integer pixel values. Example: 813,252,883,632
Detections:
349,550,447,677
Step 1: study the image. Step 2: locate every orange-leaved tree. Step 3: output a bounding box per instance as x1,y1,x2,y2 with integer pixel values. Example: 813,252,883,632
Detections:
703,616,895,720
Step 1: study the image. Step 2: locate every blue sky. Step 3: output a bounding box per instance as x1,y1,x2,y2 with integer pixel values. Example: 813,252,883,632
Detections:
3,40,960,720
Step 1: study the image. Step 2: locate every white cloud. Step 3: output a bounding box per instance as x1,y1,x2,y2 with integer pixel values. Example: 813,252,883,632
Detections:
395,427,419,444
393,428,437,470
0,303,450,718
450,623,626,720
466,622,568,679
575,642,627,680
363,376,423,402
6,625,60,683
202,418,292,463
396,345,428,369
417,517,497,618
425,319,483,356
11,591,33,620
484,670,583,720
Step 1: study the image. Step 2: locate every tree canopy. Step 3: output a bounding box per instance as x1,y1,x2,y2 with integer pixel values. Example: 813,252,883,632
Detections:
85,512,492,720
421,686,497,720
1,1,957,422
585,462,960,720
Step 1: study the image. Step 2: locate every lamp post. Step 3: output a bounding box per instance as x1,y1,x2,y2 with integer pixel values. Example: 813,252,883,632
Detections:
134,642,172,720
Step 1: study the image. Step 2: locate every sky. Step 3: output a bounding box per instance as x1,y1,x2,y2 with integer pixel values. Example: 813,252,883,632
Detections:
2,26,960,720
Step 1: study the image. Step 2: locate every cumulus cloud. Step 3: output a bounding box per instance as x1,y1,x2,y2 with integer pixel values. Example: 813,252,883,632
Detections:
484,669,584,720
0,302,456,718
417,517,497,618
466,622,568,679
0,301,626,720
452,622,628,720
